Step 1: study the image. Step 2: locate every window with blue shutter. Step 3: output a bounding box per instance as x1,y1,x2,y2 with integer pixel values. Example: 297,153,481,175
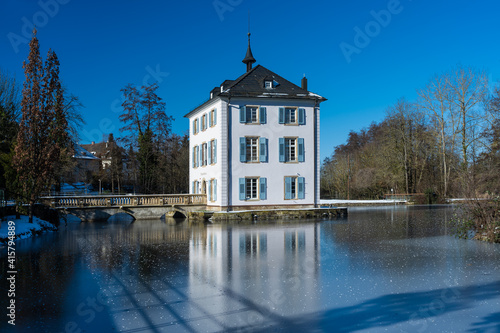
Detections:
298,138,305,162
239,178,246,200
213,108,217,125
213,139,217,164
279,107,285,124
298,108,305,125
298,177,305,199
240,106,246,123
279,138,285,162
196,146,200,167
240,137,246,162
208,180,212,201
284,177,292,199
207,141,212,165
259,138,267,162
214,179,217,201
260,177,267,200
259,107,267,124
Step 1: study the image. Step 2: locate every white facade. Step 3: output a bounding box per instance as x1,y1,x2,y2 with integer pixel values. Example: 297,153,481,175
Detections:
186,66,324,211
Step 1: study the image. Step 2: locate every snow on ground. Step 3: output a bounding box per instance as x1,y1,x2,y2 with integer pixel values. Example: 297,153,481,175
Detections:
320,199,406,204
0,215,57,243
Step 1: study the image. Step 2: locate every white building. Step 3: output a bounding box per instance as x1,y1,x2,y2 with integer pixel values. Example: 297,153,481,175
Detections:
185,35,326,211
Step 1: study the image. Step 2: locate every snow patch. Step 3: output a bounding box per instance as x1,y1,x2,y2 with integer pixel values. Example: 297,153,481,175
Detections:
0,215,57,243
320,199,406,204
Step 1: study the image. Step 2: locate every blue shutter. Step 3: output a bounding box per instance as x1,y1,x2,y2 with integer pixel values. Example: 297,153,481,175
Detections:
196,146,199,167
208,180,212,201
259,137,267,163
214,179,217,201
260,177,267,200
259,107,267,124
298,138,305,162
213,139,217,164
279,107,285,124
192,181,195,194
239,178,246,200
214,108,217,125
285,177,292,199
240,137,246,162
207,141,212,165
298,108,306,125
279,138,285,162
192,148,196,168
298,177,305,199
209,112,213,127
240,106,246,123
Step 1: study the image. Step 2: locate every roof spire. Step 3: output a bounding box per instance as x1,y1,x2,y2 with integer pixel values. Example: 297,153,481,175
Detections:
242,12,256,72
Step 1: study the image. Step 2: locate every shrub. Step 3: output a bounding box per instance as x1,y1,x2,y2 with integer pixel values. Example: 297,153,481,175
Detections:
451,196,500,243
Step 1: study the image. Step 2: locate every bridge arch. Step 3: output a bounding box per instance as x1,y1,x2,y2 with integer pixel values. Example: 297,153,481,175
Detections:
172,211,187,219
108,212,136,222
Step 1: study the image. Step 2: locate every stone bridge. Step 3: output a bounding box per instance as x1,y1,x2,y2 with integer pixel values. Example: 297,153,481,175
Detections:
40,194,207,222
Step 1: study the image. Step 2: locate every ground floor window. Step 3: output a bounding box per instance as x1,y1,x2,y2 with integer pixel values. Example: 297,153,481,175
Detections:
246,178,258,199
209,178,217,202
284,176,305,200
239,177,267,201
192,180,199,194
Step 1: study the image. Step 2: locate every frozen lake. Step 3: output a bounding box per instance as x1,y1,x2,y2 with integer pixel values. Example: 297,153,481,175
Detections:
1,205,499,332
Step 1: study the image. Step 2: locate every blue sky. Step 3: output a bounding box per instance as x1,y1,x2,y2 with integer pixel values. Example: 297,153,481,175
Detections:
2,0,500,160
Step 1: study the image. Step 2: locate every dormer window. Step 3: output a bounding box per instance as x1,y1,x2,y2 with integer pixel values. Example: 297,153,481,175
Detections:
264,81,273,89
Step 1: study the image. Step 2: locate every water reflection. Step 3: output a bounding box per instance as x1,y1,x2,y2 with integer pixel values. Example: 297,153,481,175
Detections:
1,205,500,333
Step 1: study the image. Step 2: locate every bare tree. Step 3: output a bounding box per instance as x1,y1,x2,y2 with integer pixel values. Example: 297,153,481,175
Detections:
385,98,427,194
119,83,173,193
447,65,489,169
417,73,458,197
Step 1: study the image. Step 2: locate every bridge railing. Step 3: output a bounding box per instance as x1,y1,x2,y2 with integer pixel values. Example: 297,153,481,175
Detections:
40,194,207,208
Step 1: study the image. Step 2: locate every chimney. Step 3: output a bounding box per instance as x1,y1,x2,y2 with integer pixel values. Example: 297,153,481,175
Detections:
91,141,95,145
301,75,308,91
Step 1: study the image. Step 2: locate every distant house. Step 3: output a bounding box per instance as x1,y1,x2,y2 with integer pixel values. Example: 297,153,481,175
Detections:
184,34,326,211
68,144,100,184
81,137,127,171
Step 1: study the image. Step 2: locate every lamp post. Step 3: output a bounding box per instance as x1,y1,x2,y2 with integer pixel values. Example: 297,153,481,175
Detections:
99,179,102,195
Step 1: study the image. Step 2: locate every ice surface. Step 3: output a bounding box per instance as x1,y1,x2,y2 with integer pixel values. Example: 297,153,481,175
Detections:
1,206,499,332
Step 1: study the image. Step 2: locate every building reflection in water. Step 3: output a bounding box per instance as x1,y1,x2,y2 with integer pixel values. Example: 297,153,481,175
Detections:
189,223,321,316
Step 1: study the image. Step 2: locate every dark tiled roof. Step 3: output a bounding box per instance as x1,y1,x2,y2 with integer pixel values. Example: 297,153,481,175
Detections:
184,65,326,118
81,141,127,159
221,65,325,100
72,144,100,160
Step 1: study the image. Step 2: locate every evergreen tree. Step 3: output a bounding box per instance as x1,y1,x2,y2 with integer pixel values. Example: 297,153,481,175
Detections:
14,29,70,222
0,69,21,194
